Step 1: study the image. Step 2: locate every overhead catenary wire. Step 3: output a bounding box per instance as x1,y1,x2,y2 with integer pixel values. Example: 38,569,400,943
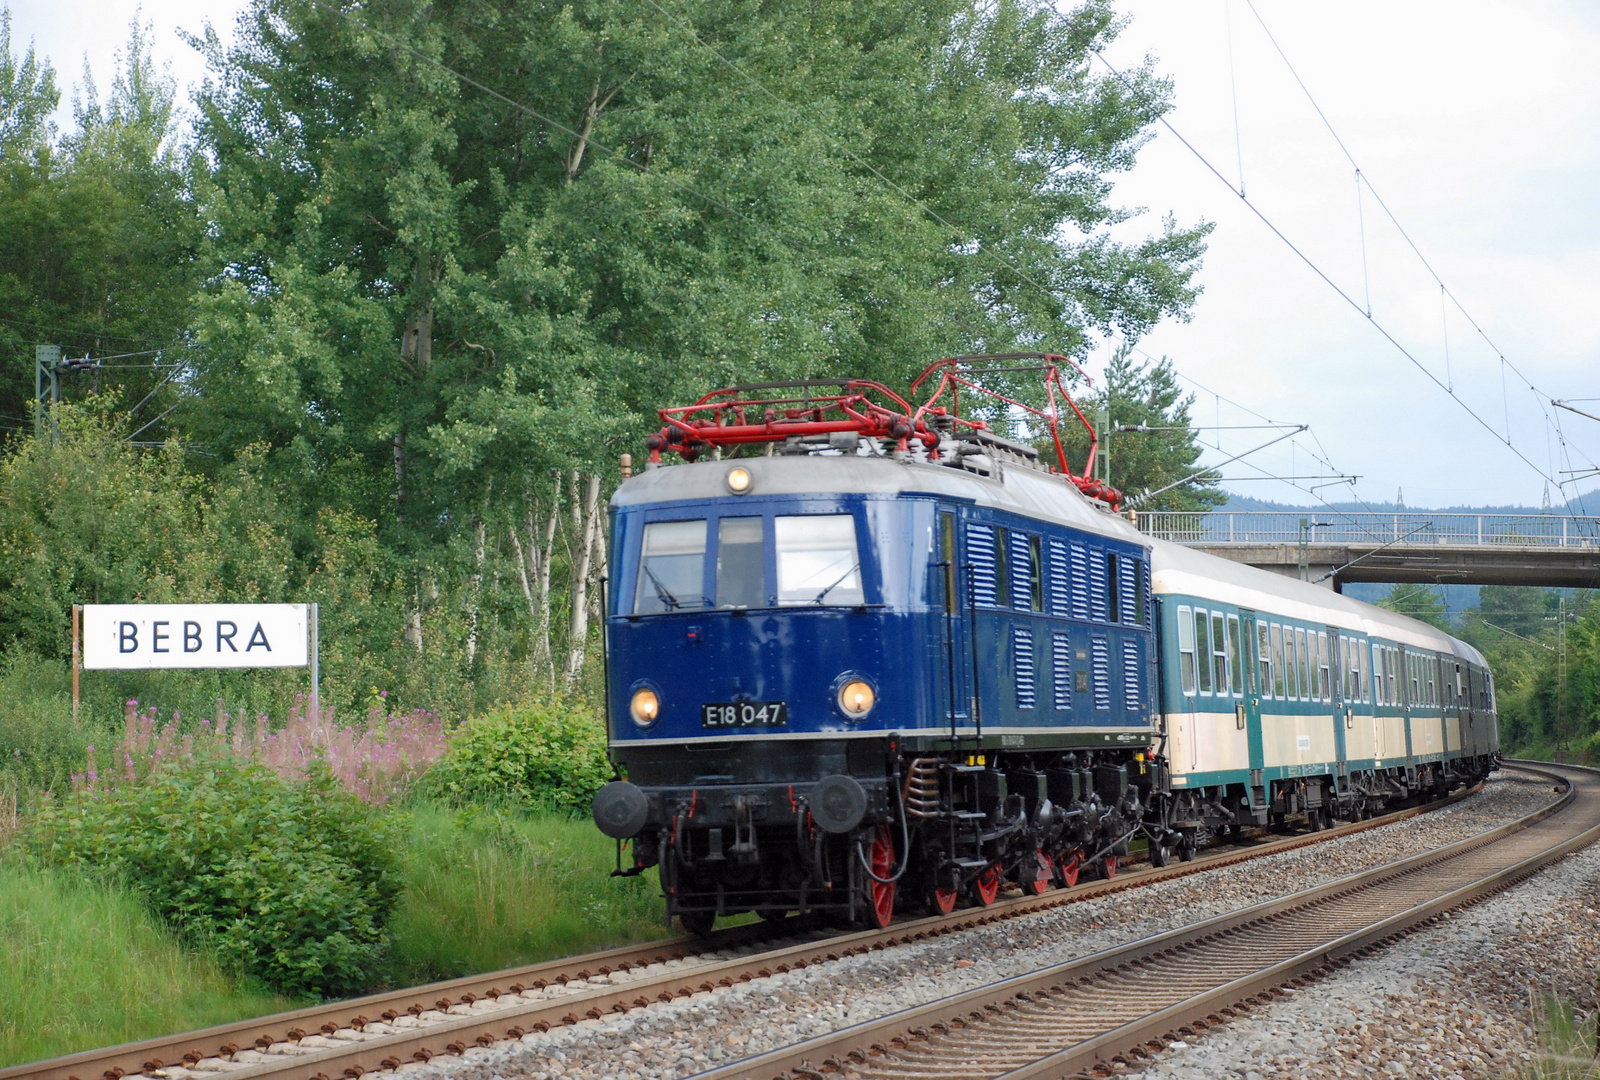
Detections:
1236,0,1597,490
1089,47,1567,497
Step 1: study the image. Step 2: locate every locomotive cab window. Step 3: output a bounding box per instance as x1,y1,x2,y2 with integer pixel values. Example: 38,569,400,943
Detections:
775,515,863,606
634,519,707,614
715,517,765,609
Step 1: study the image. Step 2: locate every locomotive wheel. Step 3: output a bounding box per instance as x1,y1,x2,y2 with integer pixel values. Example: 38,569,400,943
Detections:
678,909,715,937
1027,849,1052,895
864,823,896,929
969,864,1001,906
929,882,959,915
1098,853,1118,880
1056,851,1082,888
758,908,791,925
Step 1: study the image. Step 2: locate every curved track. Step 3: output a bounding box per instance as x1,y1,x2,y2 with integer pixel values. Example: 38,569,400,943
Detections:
699,761,1597,1080
0,776,1497,1080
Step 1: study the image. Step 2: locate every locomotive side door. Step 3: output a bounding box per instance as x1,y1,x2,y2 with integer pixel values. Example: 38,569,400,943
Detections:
936,509,971,733
1238,610,1265,787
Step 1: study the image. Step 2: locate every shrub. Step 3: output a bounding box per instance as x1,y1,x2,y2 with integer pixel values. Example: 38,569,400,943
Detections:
424,699,610,811
25,757,402,999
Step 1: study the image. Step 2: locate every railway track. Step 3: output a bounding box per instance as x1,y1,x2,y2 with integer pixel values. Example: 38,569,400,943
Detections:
0,776,1498,1080
700,760,1599,1080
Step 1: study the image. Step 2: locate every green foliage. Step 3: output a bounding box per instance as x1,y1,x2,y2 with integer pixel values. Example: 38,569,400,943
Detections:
24,758,403,999
0,860,290,1068
425,699,610,811
1377,583,1449,629
0,10,57,154
384,803,662,985
0,0,1214,730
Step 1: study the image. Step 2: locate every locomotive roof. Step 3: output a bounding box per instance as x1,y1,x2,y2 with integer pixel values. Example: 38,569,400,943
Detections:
615,455,1487,667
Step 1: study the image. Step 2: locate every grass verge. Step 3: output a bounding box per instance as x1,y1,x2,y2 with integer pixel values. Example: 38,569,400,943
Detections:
0,861,291,1068
383,803,666,986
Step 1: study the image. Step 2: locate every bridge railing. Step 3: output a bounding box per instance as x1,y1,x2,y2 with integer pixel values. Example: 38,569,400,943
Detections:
1137,511,1600,549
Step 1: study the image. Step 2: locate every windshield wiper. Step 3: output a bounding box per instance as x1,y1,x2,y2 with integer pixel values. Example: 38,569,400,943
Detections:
642,564,680,611
811,562,860,605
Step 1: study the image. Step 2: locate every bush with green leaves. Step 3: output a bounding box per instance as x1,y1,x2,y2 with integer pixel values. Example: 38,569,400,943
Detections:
425,700,610,811
24,758,402,999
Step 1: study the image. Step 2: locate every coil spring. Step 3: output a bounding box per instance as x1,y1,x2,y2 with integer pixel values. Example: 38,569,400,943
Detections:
903,757,940,819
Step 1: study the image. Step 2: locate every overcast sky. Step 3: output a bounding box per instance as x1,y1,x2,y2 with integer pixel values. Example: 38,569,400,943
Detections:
8,0,1598,512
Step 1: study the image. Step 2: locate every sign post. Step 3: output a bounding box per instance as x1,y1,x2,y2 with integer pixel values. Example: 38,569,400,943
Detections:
77,603,319,712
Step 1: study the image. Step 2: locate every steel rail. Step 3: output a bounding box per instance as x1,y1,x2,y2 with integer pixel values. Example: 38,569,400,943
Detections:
694,762,1594,1080
0,778,1489,1080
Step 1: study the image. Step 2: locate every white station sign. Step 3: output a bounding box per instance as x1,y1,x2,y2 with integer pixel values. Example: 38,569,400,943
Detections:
82,604,310,670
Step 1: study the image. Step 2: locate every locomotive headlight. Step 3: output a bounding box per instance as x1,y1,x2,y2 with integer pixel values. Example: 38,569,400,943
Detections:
630,687,660,727
838,679,875,718
726,466,753,494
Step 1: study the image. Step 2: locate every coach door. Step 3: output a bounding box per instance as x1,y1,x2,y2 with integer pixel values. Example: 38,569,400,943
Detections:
1239,611,1265,790
1326,627,1348,793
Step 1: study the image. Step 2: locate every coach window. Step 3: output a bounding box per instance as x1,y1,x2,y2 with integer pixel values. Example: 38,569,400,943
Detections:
635,519,707,614
1211,612,1229,694
1258,623,1273,699
1295,628,1310,701
1285,625,1301,700
715,517,765,609
1426,657,1437,706
1316,631,1330,702
1358,641,1372,703
1409,654,1420,705
1268,623,1286,698
775,515,862,605
1177,605,1197,695
1194,608,1212,694
1228,615,1244,695
1374,647,1388,706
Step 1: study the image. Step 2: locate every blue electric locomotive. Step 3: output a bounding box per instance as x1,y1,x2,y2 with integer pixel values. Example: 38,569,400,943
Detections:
591,359,1498,933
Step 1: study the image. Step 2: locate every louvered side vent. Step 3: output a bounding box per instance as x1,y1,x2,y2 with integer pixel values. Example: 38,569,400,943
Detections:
1048,539,1070,615
1052,633,1072,710
1013,627,1036,709
1069,543,1089,620
1142,555,1152,627
967,525,997,605
1091,636,1111,711
1010,531,1033,609
1122,638,1142,711
1119,558,1138,624
1089,549,1109,622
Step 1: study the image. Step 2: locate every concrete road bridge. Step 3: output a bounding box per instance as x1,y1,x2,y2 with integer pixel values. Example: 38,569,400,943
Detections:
1136,511,1600,590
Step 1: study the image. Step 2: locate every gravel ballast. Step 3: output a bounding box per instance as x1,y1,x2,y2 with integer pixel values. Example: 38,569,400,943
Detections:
375,771,1561,1080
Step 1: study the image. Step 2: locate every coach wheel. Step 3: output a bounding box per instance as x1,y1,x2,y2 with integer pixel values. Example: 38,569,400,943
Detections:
863,824,896,930
969,864,1001,907
678,909,715,938
1149,838,1171,869
1056,851,1082,888
1027,849,1053,895
1178,834,1197,862
1098,853,1118,880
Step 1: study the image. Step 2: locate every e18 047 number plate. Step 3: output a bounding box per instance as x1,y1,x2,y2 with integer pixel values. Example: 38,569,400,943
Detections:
701,701,788,729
